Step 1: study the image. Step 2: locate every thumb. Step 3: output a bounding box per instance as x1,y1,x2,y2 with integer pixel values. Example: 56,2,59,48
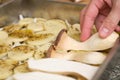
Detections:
99,7,120,38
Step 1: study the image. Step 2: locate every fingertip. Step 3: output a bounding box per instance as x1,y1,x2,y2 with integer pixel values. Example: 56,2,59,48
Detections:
99,27,113,38
80,32,91,42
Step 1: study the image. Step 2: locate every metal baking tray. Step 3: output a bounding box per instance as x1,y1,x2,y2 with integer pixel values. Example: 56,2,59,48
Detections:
0,0,120,80
0,0,85,27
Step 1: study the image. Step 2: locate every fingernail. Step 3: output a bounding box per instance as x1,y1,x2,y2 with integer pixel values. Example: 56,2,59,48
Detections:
99,27,109,37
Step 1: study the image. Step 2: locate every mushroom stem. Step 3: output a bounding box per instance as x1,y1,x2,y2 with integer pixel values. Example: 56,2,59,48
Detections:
13,72,76,80
55,29,119,51
47,45,106,65
28,58,98,80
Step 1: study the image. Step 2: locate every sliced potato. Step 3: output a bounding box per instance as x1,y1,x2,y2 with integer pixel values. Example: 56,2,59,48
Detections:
3,24,23,33
27,22,45,32
0,30,8,45
36,43,52,51
0,45,10,59
44,19,67,35
14,63,30,74
8,45,35,61
26,33,54,46
71,23,81,32
18,18,34,26
0,59,18,79
68,27,80,41
6,29,34,45
34,18,47,24
6,37,27,47
9,29,34,38
33,43,52,59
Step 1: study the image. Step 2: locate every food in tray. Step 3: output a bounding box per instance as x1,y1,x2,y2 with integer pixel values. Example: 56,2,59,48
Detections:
8,45,35,61
0,45,10,58
28,58,98,80
0,59,18,80
14,62,30,74
0,30,8,45
47,45,106,65
54,29,119,51
11,72,76,80
0,17,118,80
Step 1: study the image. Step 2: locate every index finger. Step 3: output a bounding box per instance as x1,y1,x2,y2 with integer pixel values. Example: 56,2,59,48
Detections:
80,0,104,41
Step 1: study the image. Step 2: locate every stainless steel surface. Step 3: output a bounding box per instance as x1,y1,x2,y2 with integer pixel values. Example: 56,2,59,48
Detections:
0,0,85,27
92,39,120,80
0,0,120,80
0,0,15,7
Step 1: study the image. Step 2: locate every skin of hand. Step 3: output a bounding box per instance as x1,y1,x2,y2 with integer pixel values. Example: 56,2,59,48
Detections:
80,0,120,41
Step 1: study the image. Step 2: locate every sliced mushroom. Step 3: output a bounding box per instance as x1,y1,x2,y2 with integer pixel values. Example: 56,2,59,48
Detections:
55,29,119,51
28,58,98,80
46,45,106,65
12,72,76,80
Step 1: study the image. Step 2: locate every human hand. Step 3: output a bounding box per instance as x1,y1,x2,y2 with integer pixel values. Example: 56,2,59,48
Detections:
80,0,120,41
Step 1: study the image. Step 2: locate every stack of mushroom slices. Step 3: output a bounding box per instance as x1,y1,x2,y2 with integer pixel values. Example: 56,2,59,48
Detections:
47,29,119,65
9,30,119,80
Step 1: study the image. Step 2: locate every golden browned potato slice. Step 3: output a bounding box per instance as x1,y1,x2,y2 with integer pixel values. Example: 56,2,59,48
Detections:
8,29,34,39
8,45,35,61
26,33,54,46
33,43,52,59
33,51,45,60
14,63,30,74
3,24,23,33
6,29,34,46
0,45,10,59
0,59,18,79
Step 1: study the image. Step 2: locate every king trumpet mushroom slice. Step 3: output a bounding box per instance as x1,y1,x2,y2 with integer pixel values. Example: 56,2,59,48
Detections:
55,29,119,51
12,72,76,80
28,58,98,80
46,45,106,65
